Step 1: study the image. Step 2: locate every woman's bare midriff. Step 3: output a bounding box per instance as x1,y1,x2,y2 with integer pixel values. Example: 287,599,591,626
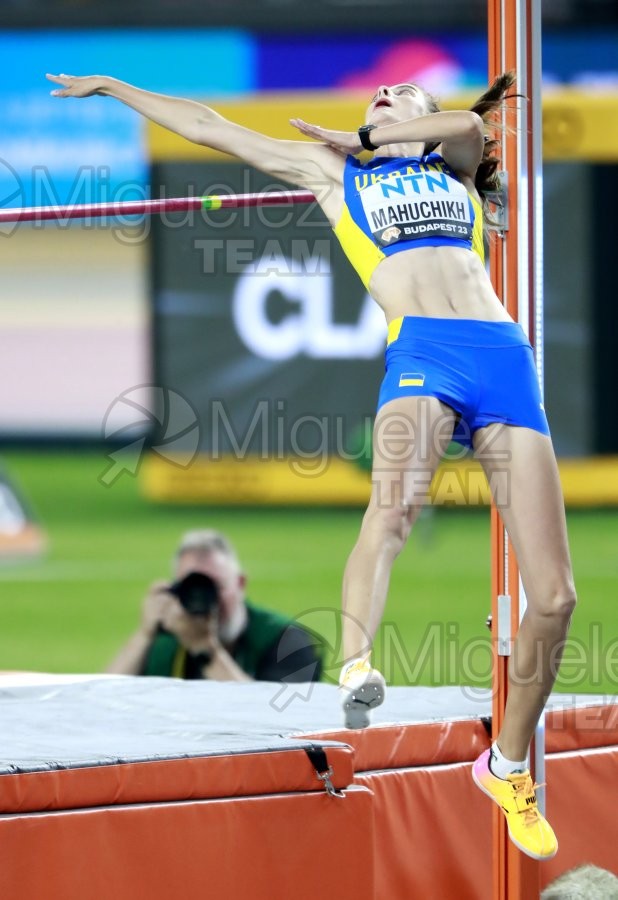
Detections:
368,245,513,325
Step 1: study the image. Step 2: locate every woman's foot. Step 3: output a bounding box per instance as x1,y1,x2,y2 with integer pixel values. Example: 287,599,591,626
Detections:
472,748,558,860
339,657,386,729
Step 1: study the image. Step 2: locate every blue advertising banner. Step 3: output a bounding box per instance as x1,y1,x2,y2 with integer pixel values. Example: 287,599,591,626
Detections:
0,29,255,207
256,31,618,92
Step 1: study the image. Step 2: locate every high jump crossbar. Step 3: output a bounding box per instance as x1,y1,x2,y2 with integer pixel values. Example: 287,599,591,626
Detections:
0,190,316,224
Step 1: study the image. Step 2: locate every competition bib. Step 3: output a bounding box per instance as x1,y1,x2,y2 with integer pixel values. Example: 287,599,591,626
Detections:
355,161,473,248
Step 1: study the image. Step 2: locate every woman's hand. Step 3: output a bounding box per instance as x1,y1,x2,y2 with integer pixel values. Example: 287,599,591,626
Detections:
46,73,106,98
289,118,363,156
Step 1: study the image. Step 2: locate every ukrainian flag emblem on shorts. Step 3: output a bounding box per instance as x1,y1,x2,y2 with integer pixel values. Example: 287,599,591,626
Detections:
399,372,425,387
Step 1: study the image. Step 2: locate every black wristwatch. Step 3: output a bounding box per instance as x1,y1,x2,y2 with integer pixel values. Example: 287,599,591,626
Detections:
358,124,378,151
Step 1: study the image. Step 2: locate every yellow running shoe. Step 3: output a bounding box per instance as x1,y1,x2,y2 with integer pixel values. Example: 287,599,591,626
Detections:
472,749,558,860
339,657,385,729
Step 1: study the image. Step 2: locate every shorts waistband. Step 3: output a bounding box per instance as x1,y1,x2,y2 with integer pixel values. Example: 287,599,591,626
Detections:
386,315,530,348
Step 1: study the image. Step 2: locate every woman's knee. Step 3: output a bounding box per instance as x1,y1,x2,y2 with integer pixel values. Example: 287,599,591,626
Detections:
362,499,420,550
533,579,577,620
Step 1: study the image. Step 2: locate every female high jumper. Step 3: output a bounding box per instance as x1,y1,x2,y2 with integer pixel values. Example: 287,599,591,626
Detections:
48,69,576,860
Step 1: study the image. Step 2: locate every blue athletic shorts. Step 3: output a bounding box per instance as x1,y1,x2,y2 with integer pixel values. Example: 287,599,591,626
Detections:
377,316,550,449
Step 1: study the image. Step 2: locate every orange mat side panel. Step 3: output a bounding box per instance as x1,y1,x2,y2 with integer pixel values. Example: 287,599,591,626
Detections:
355,763,493,900
540,747,618,887
545,703,618,753
354,746,618,900
302,718,491,772
0,785,375,900
0,745,355,814
302,702,618,772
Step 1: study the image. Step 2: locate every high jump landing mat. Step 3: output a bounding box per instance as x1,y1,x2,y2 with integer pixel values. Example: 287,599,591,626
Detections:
0,675,616,899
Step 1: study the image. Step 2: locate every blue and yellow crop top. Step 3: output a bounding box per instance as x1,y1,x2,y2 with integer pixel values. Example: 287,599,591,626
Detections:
333,153,485,289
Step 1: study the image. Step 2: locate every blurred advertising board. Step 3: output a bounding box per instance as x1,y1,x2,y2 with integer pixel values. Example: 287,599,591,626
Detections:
148,160,383,502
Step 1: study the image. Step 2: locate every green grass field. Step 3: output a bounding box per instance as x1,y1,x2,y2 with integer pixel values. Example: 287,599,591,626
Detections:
1,449,616,695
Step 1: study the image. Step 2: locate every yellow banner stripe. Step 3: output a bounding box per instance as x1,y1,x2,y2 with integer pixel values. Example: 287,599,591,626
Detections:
148,92,618,163
142,454,618,508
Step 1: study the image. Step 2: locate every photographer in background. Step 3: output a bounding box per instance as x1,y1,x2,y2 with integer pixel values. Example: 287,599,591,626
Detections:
106,530,323,683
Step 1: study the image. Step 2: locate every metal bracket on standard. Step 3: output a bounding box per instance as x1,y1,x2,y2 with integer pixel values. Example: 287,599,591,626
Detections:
486,170,509,232
304,746,345,798
497,594,512,656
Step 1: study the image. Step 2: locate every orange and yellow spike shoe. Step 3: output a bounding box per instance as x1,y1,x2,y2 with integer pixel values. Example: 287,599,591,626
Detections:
472,749,558,860
339,656,385,730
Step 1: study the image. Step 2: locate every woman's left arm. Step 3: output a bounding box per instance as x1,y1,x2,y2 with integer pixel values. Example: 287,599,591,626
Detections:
433,112,485,179
291,110,485,179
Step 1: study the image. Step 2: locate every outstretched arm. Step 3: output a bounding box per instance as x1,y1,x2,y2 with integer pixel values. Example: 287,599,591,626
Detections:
47,74,341,189
291,110,484,179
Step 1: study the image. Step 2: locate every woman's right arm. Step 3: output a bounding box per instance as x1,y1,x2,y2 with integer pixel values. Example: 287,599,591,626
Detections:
47,74,342,193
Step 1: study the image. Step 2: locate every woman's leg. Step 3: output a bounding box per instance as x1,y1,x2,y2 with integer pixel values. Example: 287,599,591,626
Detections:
473,424,577,760
342,395,457,663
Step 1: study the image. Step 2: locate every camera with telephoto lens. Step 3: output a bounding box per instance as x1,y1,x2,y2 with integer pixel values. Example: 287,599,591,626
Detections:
169,571,219,616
